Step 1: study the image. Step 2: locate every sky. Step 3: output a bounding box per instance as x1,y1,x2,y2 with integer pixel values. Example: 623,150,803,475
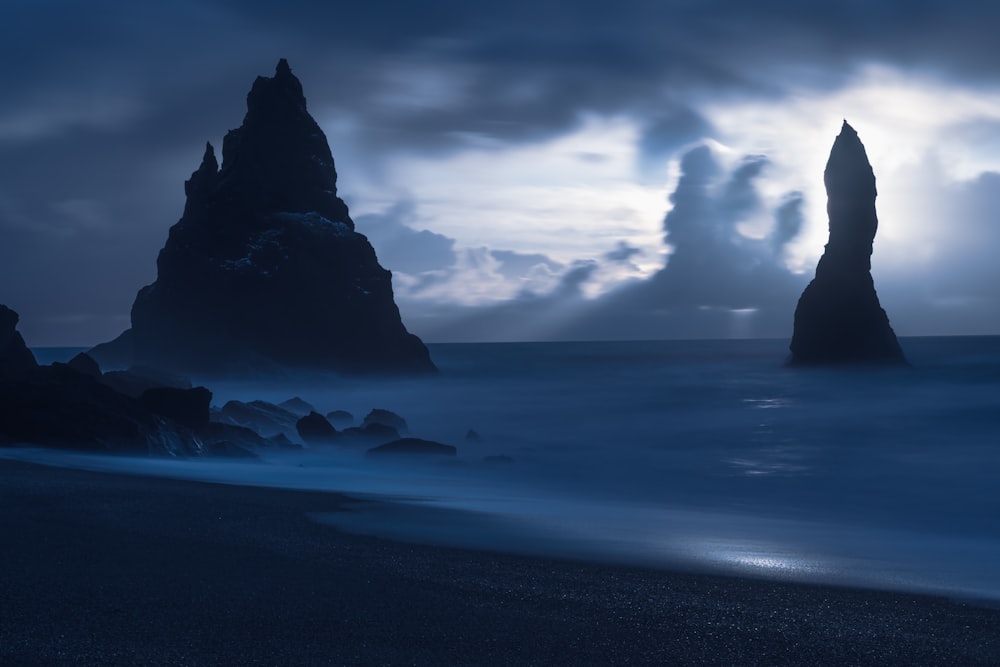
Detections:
4,1,1000,345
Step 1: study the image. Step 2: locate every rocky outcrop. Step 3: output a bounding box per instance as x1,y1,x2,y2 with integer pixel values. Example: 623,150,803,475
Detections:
100,366,192,399
363,408,408,434
2,305,450,459
295,411,339,445
0,305,38,379
789,122,906,365
65,352,101,379
1,304,269,456
217,400,298,438
97,59,435,375
279,397,315,417
139,386,212,430
0,306,200,454
325,410,354,428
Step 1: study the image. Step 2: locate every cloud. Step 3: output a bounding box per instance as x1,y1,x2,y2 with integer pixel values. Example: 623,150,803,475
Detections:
772,193,804,254
489,250,564,282
404,144,809,342
355,200,457,275
604,241,642,264
9,1,1000,344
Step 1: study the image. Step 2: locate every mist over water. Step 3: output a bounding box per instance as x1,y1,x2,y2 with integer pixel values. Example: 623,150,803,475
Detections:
11,338,1000,601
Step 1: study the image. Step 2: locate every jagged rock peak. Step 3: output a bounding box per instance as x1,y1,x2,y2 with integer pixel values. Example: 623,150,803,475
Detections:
184,142,218,200
217,59,350,226
246,58,307,117
95,61,436,376
788,121,906,366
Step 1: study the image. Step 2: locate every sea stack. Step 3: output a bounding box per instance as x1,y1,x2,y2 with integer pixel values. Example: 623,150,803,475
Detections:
788,121,906,365
95,60,435,375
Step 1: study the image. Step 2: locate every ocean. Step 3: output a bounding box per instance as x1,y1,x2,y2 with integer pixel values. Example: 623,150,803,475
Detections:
13,337,1000,602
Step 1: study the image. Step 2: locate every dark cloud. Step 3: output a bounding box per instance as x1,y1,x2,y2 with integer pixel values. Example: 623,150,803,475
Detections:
604,242,642,264
637,106,715,183
772,193,804,254
489,250,564,282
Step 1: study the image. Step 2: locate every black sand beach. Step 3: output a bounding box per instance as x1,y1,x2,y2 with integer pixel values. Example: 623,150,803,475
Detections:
1,459,997,666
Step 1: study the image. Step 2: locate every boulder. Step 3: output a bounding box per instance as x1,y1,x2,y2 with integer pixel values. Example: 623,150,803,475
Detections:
367,438,456,458
363,408,408,434
217,400,298,438
278,397,315,417
325,410,354,428
0,364,201,455
296,411,339,444
0,304,265,459
140,386,212,430
66,352,102,379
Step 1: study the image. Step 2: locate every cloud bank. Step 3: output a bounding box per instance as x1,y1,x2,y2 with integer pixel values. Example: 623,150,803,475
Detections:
5,2,1000,343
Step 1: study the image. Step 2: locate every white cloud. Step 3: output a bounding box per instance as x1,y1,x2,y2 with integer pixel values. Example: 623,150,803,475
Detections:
701,64,1000,273
365,115,667,264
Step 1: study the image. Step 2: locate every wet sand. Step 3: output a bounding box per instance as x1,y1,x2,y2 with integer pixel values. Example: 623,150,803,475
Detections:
0,458,997,665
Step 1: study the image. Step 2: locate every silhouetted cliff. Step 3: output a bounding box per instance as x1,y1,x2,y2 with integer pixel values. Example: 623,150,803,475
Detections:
95,60,435,375
0,305,38,379
789,121,906,365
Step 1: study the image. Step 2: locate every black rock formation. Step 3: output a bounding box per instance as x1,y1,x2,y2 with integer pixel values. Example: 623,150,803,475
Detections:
140,386,212,430
325,410,354,428
1,304,299,458
1,306,198,454
363,408,408,434
100,366,192,399
0,305,38,379
66,352,102,379
789,122,906,365
278,397,315,417
99,59,435,375
217,400,298,438
295,411,339,445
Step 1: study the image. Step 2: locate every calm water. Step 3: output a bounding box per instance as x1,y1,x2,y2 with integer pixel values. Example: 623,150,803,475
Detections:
13,337,1000,601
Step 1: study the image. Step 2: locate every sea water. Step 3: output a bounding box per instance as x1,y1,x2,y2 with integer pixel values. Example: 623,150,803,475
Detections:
12,337,1000,601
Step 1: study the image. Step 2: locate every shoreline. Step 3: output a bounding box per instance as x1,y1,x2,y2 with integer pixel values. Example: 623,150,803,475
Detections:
1,458,998,665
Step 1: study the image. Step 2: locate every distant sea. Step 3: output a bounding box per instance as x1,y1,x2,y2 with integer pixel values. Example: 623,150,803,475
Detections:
21,337,1000,602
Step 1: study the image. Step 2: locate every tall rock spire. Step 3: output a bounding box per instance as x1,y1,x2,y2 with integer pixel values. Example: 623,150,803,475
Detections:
788,121,906,365
96,60,436,375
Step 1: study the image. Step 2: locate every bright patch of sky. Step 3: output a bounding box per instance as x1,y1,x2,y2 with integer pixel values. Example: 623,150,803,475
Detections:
339,114,670,302
702,65,1000,274
335,64,1000,314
